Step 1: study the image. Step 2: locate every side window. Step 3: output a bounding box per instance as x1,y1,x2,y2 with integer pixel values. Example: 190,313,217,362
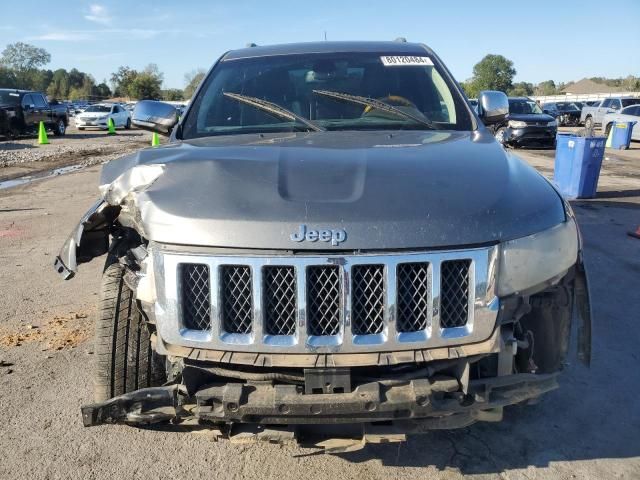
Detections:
610,99,621,110
626,106,640,116
601,99,611,108
21,94,33,107
33,94,47,108
113,105,120,113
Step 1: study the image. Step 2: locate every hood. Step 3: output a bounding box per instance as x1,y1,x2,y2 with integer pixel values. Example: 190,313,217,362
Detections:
100,130,566,250
78,111,108,118
508,113,556,123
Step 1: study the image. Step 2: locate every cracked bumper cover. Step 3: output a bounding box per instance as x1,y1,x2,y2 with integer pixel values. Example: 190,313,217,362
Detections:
81,373,558,428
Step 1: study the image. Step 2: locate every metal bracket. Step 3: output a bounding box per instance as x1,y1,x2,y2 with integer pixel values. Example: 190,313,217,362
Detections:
304,368,351,394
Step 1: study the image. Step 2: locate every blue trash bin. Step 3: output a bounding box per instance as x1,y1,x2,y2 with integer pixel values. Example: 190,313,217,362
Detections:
607,121,637,150
553,134,605,199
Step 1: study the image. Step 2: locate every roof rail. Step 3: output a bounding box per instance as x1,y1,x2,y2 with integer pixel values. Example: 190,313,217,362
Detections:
394,37,407,43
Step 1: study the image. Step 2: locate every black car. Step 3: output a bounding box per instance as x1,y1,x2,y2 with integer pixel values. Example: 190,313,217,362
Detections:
542,102,581,126
0,89,69,138
494,97,557,148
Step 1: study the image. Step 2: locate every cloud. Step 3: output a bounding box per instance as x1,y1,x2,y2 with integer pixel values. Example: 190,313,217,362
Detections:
27,32,92,41
85,4,112,25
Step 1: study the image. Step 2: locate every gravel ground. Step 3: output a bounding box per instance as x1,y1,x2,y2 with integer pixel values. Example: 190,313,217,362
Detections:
0,126,155,182
0,143,639,479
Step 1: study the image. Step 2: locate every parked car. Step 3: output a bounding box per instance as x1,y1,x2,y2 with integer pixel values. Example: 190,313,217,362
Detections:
0,89,69,138
580,97,640,129
55,41,591,443
542,102,581,126
74,103,131,130
601,104,640,140
494,97,557,148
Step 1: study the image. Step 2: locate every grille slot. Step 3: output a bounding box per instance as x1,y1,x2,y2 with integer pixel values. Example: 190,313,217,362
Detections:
440,260,471,328
396,263,430,332
180,264,211,331
351,265,385,335
221,265,253,334
307,265,341,336
263,266,297,336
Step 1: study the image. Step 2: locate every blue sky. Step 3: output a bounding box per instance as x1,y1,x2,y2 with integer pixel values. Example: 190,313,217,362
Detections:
1,0,639,89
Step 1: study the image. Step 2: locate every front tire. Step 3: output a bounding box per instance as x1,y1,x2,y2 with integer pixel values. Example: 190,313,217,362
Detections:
584,116,593,130
53,119,66,136
93,263,166,402
125,118,131,130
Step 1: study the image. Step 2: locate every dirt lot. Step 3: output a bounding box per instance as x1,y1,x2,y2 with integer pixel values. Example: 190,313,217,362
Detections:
0,129,639,479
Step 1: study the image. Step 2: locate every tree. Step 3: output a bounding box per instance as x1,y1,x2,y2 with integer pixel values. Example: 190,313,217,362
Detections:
47,69,70,99
94,82,112,99
469,54,516,94
184,68,206,98
162,88,184,101
0,42,51,88
0,66,17,88
128,63,163,99
110,66,138,97
535,80,557,96
509,81,534,97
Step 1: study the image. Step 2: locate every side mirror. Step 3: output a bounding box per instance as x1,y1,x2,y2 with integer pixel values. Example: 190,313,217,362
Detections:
478,91,509,125
132,100,178,135
543,109,550,114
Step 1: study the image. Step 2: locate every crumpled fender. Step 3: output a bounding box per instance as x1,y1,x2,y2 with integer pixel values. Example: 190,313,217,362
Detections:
53,200,120,280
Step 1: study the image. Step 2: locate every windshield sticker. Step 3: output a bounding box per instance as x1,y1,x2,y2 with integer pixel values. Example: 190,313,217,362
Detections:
380,56,433,67
9,93,19,96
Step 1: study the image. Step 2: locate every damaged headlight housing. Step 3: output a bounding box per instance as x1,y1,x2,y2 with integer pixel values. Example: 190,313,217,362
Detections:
496,218,579,297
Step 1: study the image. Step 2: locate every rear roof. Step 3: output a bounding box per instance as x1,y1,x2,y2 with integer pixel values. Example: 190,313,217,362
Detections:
223,41,431,60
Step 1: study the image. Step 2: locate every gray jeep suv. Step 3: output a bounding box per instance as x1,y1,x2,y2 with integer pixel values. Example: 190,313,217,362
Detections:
54,41,591,447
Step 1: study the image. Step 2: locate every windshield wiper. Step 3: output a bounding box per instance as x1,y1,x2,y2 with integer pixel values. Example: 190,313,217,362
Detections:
312,90,436,130
223,92,324,132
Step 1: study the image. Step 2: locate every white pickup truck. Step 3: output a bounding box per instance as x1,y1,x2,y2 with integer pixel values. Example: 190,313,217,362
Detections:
580,97,640,129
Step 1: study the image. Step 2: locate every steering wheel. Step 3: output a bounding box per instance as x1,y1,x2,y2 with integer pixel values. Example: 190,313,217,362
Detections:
362,95,418,116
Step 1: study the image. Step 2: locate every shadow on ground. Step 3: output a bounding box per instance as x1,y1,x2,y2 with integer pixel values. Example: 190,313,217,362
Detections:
337,198,640,474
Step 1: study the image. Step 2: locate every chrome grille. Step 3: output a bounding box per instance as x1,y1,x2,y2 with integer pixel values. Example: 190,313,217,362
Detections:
180,264,211,330
307,266,341,336
221,265,252,334
440,260,470,328
263,266,297,336
158,246,497,354
351,265,385,335
396,263,430,332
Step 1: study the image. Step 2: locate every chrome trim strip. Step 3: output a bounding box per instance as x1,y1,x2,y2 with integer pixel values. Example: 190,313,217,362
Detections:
153,246,499,354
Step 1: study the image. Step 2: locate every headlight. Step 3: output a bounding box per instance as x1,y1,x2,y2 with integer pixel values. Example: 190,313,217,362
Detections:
497,218,578,296
508,120,527,128
547,120,558,127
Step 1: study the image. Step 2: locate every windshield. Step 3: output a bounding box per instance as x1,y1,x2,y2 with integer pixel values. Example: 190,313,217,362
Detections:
622,99,640,108
84,105,110,113
182,52,472,139
555,102,580,111
0,90,21,106
508,99,543,114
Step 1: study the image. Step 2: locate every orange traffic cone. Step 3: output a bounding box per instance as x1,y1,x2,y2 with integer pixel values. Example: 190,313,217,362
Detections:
629,226,640,240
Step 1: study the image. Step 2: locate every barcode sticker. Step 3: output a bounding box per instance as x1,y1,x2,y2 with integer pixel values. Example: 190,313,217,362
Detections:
380,56,433,67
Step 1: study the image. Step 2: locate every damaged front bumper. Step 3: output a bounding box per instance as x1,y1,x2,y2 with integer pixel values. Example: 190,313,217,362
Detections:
81,372,558,429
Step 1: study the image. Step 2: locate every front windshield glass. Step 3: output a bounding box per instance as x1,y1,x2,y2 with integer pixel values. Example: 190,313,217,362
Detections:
182,52,472,139
0,90,21,106
508,99,543,114
556,102,580,111
84,105,110,113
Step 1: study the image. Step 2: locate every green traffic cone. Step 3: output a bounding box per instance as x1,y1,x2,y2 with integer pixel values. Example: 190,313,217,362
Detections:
107,117,117,135
37,121,49,145
151,132,160,147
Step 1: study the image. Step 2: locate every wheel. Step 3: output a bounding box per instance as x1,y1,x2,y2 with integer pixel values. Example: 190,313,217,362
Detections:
494,127,508,146
93,262,166,402
584,116,593,130
52,119,66,136
125,118,131,130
